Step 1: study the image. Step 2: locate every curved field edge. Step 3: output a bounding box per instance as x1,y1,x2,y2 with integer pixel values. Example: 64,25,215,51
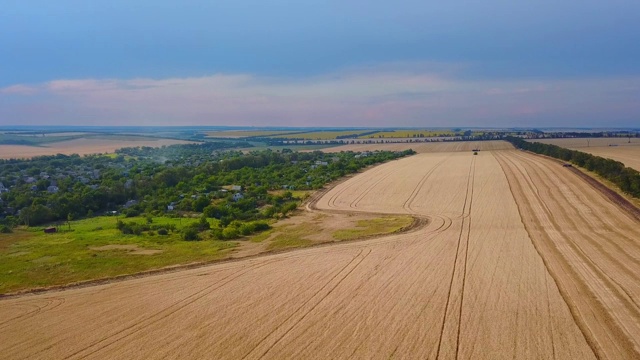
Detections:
0,172,426,300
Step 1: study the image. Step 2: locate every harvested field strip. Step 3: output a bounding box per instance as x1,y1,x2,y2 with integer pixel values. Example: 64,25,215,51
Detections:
495,150,640,359
318,139,513,153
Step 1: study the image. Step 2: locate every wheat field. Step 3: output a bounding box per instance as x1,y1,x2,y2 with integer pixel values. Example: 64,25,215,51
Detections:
1,148,639,359
531,137,640,171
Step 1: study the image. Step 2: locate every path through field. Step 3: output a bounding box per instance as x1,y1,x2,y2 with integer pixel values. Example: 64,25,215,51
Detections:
2,149,638,359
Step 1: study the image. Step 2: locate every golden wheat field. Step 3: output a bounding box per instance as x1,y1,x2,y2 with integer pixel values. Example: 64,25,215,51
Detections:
531,137,640,171
1,144,639,359
0,138,192,159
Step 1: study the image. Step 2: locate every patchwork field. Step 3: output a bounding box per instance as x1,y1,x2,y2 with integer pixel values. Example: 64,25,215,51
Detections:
1,148,639,359
319,139,513,153
531,137,640,171
0,137,192,159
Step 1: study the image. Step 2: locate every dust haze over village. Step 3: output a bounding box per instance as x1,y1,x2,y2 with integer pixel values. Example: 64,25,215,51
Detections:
1,1,640,359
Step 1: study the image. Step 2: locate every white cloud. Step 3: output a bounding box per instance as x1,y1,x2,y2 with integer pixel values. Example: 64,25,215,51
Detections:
0,84,38,95
1,64,639,127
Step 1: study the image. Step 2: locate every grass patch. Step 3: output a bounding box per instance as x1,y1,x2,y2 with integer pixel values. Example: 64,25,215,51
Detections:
266,224,319,250
249,229,275,243
0,216,233,294
268,189,313,200
333,216,414,241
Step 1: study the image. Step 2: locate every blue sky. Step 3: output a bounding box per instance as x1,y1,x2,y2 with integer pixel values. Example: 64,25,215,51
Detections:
1,0,639,127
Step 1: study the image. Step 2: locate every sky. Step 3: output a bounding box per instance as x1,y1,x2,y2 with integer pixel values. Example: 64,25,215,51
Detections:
1,0,639,128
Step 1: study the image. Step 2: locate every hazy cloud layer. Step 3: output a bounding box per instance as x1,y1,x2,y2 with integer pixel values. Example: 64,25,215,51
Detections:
2,65,638,127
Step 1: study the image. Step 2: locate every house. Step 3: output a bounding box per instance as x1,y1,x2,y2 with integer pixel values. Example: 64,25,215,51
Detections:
124,200,138,208
167,205,175,211
231,185,242,191
124,179,134,189
25,177,36,184
314,161,328,166
0,182,9,193
47,186,59,193
44,227,57,234
232,193,244,202
30,185,38,191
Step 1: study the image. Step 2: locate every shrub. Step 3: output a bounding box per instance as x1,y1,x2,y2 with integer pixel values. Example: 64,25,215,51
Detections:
124,209,139,218
197,216,211,231
281,201,298,215
210,228,224,240
253,221,270,231
238,222,256,236
222,227,240,239
182,227,200,241
0,225,12,233
117,221,150,235
157,228,169,236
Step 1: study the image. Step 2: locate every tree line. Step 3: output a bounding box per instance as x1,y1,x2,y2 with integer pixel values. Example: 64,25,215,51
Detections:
505,137,640,198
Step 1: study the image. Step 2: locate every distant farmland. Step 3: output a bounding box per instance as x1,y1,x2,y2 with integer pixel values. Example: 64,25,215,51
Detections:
0,137,193,159
205,130,303,138
530,137,640,171
318,139,512,153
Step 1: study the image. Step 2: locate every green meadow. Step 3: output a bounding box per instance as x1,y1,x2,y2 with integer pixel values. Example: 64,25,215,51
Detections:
0,216,235,294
